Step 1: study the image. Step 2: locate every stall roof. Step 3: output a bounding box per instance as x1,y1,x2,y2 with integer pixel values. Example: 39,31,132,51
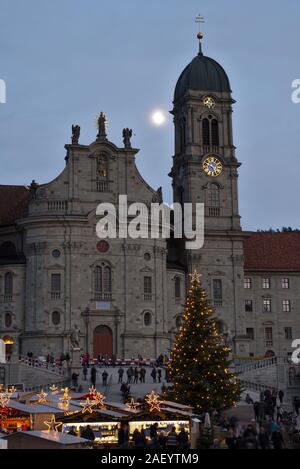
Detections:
105,401,141,414
6,401,66,414
160,406,193,417
3,430,89,445
161,401,193,412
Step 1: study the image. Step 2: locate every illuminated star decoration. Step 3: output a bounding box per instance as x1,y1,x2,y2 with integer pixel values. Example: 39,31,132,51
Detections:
80,398,96,414
59,387,71,409
36,389,48,404
50,384,58,393
93,391,106,408
44,414,63,432
0,392,9,408
88,385,96,394
145,391,162,413
126,398,139,411
190,270,201,284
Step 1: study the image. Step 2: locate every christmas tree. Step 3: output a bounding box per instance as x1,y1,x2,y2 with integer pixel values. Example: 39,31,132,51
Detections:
168,271,240,412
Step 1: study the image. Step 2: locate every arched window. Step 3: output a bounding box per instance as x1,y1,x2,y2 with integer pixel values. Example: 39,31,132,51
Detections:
144,311,152,326
4,272,13,300
207,183,220,207
211,119,219,146
94,264,112,300
96,155,109,192
202,116,219,147
4,313,12,328
202,118,210,145
0,242,17,258
174,276,181,300
180,118,186,152
51,311,61,326
176,315,183,328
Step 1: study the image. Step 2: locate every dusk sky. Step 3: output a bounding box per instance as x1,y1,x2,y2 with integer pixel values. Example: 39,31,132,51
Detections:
1,0,300,231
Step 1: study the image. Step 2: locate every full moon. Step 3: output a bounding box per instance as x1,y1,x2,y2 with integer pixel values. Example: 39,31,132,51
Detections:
151,110,166,126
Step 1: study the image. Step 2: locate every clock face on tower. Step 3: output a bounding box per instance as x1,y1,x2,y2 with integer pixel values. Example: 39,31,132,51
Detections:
202,156,223,177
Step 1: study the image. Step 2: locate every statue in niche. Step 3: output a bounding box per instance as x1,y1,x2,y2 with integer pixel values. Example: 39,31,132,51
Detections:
71,125,80,145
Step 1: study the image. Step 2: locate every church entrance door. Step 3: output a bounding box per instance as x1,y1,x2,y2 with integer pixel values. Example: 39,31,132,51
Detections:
93,325,113,359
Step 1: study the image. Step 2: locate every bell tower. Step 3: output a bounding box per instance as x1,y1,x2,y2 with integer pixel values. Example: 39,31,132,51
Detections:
169,32,249,355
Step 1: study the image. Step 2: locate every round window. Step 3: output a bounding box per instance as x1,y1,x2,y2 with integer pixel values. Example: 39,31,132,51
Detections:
5,313,12,328
96,240,109,253
52,311,61,326
52,249,61,258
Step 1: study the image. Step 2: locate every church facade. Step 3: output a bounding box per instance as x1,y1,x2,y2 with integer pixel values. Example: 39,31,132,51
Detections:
0,40,299,360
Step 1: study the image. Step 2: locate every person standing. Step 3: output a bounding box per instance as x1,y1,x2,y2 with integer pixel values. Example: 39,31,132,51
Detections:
90,365,97,387
140,367,146,383
157,368,162,383
118,367,124,384
166,426,178,450
102,370,108,386
83,363,88,381
151,367,157,383
134,367,139,384
177,427,189,450
258,426,270,450
271,429,284,449
127,367,132,384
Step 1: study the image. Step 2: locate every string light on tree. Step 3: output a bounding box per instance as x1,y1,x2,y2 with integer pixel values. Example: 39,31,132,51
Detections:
167,270,240,412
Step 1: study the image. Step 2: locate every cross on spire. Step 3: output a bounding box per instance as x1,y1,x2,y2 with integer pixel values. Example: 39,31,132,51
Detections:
195,14,205,55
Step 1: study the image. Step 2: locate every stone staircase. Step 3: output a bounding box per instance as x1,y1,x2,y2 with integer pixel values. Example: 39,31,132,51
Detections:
235,357,278,390
2,356,70,391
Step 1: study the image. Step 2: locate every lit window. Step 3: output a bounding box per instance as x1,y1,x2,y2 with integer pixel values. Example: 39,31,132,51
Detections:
282,278,289,289
282,300,291,312
244,278,252,289
263,299,271,312
262,278,270,289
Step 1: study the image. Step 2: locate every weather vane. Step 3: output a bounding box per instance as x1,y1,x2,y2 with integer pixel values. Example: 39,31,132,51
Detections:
195,14,205,54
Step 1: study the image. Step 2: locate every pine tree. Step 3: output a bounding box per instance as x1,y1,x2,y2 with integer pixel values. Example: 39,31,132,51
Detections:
168,271,241,412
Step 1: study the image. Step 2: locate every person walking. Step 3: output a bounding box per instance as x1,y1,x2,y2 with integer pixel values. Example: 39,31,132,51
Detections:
102,370,108,386
90,365,97,387
151,367,157,383
118,367,124,384
157,368,162,383
278,389,284,405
